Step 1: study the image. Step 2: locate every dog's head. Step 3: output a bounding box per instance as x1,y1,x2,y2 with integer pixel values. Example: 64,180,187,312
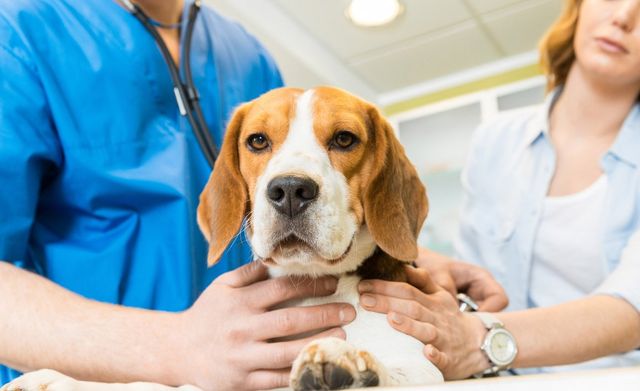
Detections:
198,86,427,276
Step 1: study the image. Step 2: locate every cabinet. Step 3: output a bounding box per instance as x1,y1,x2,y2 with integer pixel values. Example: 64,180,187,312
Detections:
390,77,545,255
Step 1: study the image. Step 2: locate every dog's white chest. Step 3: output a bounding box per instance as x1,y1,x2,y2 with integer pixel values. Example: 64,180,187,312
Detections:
296,275,443,385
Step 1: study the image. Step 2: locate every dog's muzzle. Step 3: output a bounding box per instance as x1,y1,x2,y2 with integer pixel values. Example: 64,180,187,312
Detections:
267,175,319,218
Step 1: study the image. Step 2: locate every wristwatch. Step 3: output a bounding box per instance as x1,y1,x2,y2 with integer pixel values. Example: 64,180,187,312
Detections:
471,312,518,376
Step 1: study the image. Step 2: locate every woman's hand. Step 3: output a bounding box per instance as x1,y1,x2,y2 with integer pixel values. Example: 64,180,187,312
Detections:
416,248,509,312
358,266,489,379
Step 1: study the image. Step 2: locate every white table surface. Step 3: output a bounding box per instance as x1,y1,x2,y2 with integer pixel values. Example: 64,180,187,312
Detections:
361,366,640,390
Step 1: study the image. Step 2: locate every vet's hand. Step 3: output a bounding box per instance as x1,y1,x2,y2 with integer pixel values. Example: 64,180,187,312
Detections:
416,248,508,311
176,261,356,390
358,266,489,379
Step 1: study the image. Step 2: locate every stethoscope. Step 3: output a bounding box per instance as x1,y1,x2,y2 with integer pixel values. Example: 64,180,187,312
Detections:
120,0,218,167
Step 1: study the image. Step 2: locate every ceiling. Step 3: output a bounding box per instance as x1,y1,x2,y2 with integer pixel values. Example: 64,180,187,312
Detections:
205,0,562,105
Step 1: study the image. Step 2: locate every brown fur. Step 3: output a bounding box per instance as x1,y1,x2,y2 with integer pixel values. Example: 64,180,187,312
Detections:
197,103,250,266
354,250,408,282
197,86,428,272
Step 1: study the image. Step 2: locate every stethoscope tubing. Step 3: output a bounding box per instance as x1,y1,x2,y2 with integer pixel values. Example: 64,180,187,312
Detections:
122,0,219,168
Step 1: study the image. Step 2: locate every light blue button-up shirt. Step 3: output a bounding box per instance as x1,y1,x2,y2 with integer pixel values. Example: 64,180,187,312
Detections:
0,0,282,384
455,90,640,371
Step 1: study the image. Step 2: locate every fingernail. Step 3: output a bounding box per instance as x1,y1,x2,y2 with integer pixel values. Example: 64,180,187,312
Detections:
331,328,347,339
360,294,376,307
359,281,372,292
340,305,356,322
324,277,338,291
425,344,435,357
390,312,403,324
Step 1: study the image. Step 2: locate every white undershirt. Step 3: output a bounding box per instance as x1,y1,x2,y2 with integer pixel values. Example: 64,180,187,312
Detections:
529,175,608,308
527,175,640,373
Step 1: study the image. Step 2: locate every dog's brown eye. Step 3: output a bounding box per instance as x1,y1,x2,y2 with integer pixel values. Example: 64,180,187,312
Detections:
331,131,358,150
247,133,270,152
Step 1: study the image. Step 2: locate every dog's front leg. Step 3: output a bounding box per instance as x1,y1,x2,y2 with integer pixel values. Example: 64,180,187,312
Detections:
289,337,389,390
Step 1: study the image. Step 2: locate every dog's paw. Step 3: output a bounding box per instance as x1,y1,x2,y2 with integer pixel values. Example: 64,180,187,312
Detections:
1,369,79,391
290,337,386,390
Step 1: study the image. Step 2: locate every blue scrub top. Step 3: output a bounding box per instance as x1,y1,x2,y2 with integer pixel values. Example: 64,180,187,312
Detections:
0,0,282,383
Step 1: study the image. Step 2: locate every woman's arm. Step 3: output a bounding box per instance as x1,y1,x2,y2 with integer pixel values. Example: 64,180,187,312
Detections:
499,295,640,368
358,266,640,379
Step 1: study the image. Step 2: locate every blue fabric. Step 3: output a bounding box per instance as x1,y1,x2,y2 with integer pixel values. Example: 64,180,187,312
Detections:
0,0,282,383
455,89,640,371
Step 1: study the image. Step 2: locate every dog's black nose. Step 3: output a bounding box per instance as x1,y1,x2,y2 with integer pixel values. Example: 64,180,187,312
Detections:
267,175,319,218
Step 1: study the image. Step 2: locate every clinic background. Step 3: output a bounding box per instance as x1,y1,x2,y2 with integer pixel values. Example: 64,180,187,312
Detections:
206,0,562,255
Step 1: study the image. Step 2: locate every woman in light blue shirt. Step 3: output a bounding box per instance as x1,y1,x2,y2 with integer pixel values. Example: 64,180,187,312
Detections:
358,0,640,379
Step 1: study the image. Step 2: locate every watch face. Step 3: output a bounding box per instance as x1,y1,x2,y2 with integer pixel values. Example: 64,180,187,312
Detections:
487,329,517,366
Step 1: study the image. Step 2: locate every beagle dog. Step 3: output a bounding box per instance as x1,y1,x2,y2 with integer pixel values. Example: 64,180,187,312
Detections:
3,87,443,390
198,86,443,389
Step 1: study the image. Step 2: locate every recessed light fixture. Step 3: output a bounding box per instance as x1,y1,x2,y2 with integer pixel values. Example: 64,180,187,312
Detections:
346,0,403,28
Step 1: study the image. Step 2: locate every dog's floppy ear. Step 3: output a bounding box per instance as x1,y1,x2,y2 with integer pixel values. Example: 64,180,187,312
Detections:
363,106,428,263
197,103,250,266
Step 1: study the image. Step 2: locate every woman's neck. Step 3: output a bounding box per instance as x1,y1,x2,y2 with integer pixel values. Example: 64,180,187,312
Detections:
551,64,638,140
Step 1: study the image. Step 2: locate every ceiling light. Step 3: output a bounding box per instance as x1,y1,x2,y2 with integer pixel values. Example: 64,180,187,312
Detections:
346,0,403,27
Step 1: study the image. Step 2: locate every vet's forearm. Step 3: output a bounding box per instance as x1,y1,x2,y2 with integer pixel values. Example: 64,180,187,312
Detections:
497,295,640,368
0,261,181,384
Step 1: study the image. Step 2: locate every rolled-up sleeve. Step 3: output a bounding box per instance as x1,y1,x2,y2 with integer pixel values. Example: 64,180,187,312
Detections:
0,37,61,267
594,230,640,312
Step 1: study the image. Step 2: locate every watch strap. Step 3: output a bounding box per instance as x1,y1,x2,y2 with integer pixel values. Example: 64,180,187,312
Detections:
472,311,504,329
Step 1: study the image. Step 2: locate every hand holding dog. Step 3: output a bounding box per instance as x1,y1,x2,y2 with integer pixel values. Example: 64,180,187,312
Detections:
415,248,508,312
176,261,356,390
358,266,489,380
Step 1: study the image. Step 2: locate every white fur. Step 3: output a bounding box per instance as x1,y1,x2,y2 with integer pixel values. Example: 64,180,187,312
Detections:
251,88,443,387
291,275,443,386
250,90,368,276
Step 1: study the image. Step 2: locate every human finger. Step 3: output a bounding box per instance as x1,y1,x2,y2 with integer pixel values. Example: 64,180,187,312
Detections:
404,265,442,294
476,291,509,312
254,327,346,370
243,274,338,310
254,304,355,340
358,279,425,302
214,261,269,288
452,263,509,311
424,344,450,375
245,368,291,390
415,248,457,296
387,312,438,344
359,294,434,323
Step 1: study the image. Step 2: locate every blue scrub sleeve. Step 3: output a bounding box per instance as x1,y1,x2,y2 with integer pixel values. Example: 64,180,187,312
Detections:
0,42,62,268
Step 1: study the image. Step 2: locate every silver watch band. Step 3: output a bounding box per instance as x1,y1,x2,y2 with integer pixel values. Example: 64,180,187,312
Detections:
472,311,504,329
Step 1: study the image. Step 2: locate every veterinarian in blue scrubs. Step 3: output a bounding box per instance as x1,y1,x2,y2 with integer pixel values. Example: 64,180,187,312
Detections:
0,1,360,389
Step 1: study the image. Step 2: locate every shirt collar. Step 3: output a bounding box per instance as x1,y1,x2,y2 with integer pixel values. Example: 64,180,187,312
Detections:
607,103,640,168
524,87,640,168
523,87,561,147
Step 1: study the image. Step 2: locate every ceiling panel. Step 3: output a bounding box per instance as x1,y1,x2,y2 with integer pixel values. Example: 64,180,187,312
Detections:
273,0,472,60
482,0,563,55
465,0,529,14
351,23,501,91
205,0,563,100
